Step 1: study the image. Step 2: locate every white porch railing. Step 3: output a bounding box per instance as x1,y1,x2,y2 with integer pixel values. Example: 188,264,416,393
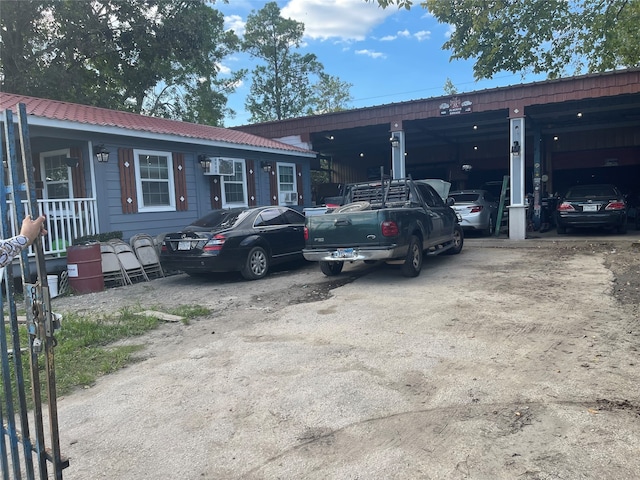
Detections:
7,198,99,257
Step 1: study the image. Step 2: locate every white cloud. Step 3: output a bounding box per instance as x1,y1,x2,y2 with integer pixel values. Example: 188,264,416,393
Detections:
380,35,396,41
355,49,386,59
281,0,395,41
397,29,411,37
216,63,231,75
445,25,455,39
224,14,245,36
414,30,431,41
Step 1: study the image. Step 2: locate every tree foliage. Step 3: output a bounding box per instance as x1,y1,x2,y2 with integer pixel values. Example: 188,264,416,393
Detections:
242,2,352,122
0,0,243,125
311,74,354,115
443,77,457,95
369,0,640,79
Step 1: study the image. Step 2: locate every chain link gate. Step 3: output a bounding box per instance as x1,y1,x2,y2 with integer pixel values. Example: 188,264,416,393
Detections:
1,103,68,478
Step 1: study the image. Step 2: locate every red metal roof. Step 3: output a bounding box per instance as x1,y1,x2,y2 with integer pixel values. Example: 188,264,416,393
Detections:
0,92,313,155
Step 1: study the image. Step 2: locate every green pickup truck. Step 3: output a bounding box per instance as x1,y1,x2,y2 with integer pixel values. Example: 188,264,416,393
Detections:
303,177,464,277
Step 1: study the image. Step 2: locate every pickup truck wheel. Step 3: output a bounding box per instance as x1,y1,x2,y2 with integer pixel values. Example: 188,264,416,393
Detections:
241,246,269,280
320,261,344,276
445,225,464,255
401,235,422,277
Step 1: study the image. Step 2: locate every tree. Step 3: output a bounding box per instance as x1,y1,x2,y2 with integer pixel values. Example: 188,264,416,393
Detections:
443,77,457,95
241,2,352,122
242,2,320,122
310,74,354,115
0,0,242,126
369,0,640,79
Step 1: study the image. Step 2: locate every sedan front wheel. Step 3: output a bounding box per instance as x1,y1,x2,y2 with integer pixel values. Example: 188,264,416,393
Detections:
241,246,269,280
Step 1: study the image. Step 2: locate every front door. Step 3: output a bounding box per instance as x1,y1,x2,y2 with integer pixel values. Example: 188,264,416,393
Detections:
40,149,74,200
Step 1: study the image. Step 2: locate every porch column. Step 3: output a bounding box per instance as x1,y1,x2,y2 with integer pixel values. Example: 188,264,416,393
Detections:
508,113,527,240
390,121,405,179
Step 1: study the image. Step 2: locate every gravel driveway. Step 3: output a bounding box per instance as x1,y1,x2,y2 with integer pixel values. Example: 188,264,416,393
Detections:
49,233,640,479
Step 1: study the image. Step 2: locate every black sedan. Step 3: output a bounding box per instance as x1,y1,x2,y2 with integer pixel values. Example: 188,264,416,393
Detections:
555,184,628,234
160,206,306,279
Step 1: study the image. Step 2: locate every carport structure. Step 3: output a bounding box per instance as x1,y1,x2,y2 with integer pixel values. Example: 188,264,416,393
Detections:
235,68,640,239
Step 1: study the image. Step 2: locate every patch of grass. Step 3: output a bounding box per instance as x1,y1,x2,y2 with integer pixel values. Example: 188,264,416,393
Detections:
168,305,211,324
1,308,159,408
1,304,210,408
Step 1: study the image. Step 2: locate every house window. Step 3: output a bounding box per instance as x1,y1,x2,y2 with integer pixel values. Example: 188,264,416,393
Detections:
221,159,247,207
277,162,297,205
134,150,175,212
41,149,73,199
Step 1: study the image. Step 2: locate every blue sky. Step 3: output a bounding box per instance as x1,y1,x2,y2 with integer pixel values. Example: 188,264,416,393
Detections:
215,0,546,126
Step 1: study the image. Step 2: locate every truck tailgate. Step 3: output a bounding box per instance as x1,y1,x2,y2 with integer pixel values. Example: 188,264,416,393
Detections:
306,210,384,247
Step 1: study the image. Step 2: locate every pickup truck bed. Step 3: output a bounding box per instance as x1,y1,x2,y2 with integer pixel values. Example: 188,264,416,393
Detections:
303,178,463,277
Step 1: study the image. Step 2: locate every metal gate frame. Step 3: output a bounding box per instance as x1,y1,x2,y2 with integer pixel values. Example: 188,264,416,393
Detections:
1,103,68,479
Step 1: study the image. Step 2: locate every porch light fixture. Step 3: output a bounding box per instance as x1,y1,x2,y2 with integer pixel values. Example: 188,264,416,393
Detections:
65,157,79,168
260,161,272,173
198,155,211,171
390,135,400,148
94,145,110,163
462,164,473,172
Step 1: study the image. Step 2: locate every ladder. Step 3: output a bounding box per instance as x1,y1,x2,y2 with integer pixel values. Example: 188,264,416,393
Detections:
494,175,510,237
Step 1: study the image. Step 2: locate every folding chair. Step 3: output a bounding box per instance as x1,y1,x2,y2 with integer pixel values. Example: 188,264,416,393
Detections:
100,242,128,287
108,239,149,283
130,233,165,279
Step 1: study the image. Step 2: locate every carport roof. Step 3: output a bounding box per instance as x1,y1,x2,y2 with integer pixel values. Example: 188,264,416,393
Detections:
233,68,640,156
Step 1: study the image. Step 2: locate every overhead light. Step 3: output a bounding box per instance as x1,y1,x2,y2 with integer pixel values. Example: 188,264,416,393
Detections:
553,135,559,141
359,153,365,157
473,145,478,150
577,112,583,118
473,125,478,130
325,135,334,140
94,145,110,163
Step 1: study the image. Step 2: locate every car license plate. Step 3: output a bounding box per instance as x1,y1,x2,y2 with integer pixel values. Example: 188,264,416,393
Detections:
583,205,598,212
178,241,192,251
332,248,355,259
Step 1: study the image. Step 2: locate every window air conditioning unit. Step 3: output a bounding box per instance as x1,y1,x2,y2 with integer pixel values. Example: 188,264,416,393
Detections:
280,192,298,203
203,157,234,176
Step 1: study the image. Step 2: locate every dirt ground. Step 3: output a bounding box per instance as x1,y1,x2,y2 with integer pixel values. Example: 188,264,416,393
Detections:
47,233,640,479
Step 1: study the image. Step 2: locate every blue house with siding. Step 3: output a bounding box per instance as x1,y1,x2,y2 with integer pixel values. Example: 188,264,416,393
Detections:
1,93,316,264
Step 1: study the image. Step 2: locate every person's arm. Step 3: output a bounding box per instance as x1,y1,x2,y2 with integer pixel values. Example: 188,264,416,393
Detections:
0,235,30,267
0,215,47,267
